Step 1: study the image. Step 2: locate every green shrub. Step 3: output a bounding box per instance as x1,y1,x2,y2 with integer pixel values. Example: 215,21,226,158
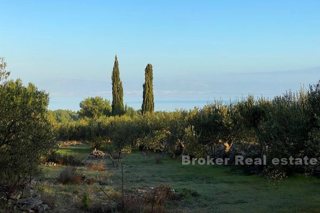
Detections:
0,80,55,198
57,167,83,184
47,152,83,166
81,193,90,210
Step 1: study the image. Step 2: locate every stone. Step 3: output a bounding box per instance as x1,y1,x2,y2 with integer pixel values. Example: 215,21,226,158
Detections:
35,203,49,213
17,197,43,211
90,148,106,158
9,191,22,200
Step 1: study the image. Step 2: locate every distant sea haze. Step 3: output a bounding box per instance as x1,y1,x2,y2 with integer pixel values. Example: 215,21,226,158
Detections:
44,67,320,111
126,100,225,111
49,98,220,112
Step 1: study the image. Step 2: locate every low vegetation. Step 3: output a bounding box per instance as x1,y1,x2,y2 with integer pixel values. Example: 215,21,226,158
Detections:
36,145,320,212
53,84,320,179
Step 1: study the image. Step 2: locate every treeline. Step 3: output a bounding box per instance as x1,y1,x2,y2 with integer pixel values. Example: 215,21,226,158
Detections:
51,83,320,178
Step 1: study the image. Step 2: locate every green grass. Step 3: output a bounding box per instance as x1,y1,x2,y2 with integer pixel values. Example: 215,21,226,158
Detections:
56,143,91,160
39,144,320,212
110,153,320,212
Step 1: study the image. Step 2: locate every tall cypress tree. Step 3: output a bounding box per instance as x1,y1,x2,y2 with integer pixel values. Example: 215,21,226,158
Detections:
111,55,124,115
142,64,154,114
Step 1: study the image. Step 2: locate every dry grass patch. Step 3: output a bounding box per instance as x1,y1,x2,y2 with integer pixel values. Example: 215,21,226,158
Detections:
87,161,106,172
57,167,83,185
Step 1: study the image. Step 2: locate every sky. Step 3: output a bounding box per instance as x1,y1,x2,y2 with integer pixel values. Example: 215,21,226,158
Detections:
1,0,320,111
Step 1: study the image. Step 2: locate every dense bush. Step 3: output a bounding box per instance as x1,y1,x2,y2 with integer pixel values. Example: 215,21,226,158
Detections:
79,97,112,119
48,109,78,126
0,79,55,198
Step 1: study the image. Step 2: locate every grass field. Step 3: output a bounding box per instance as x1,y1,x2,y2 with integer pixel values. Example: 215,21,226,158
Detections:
56,143,91,160
38,144,320,212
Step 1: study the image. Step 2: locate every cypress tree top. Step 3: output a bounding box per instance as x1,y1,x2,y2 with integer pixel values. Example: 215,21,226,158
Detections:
111,55,124,115
142,64,154,114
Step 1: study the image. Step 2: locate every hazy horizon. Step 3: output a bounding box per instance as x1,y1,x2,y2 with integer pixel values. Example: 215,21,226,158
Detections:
36,66,320,111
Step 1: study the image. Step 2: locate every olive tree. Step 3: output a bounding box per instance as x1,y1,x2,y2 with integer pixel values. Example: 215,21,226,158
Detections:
79,96,112,119
0,79,55,199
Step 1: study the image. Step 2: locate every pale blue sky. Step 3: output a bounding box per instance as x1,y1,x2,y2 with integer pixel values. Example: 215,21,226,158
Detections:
1,0,320,110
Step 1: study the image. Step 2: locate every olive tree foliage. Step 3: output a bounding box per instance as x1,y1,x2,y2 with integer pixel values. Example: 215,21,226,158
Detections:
254,92,308,176
79,96,112,119
0,78,55,198
182,125,204,158
48,109,78,127
134,112,188,156
190,103,233,156
230,97,271,156
305,82,320,174
0,58,10,83
108,116,137,155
